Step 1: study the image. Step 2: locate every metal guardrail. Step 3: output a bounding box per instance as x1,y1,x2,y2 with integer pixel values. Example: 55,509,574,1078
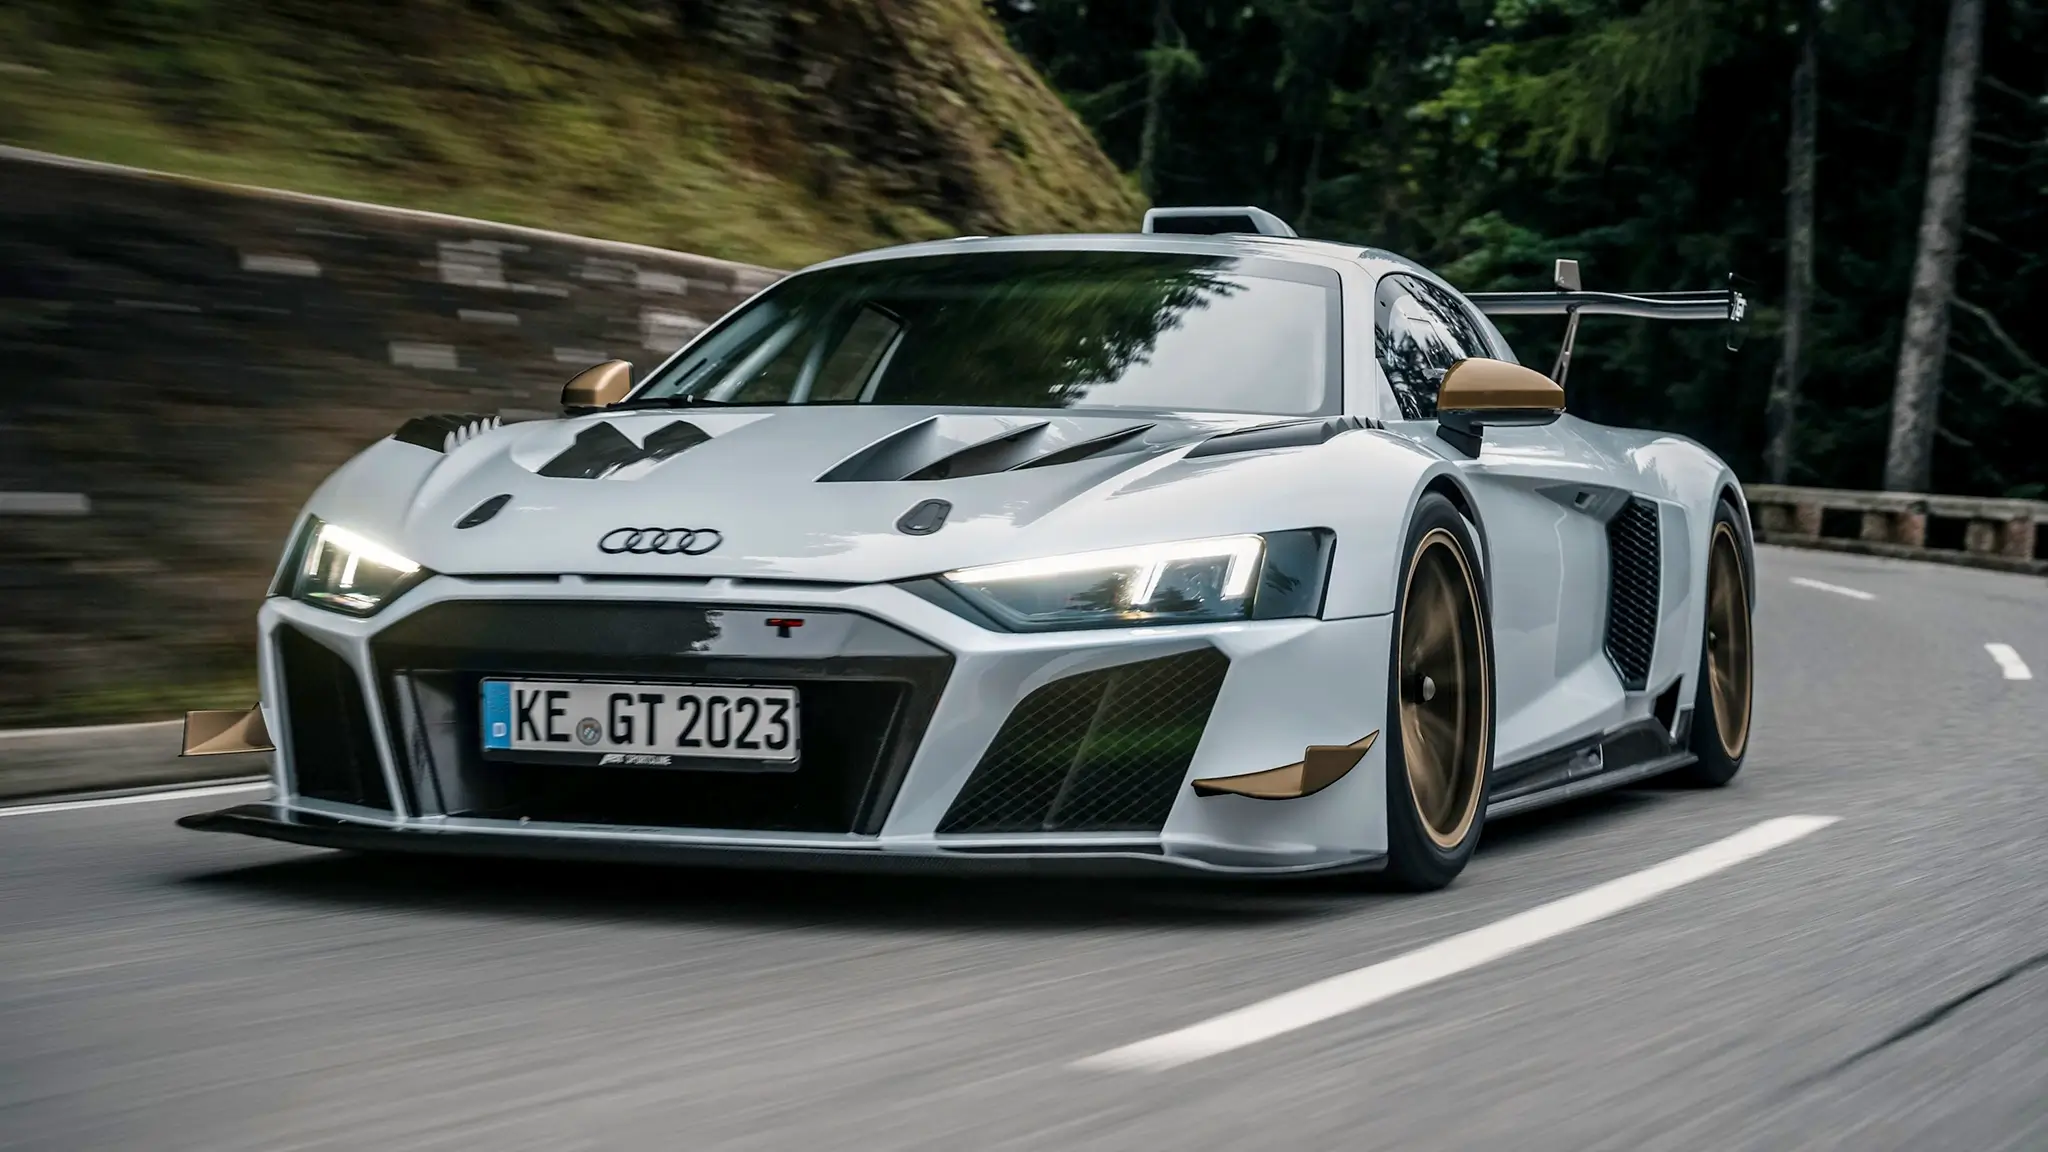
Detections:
0,492,91,516
1743,484,2048,576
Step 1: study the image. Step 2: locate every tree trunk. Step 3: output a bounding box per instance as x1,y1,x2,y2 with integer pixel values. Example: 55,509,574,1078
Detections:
1882,0,1985,493
1297,128,1325,232
1136,0,1175,202
1764,0,1819,485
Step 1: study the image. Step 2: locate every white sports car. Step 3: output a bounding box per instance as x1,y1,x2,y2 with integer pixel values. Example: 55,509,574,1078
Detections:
179,205,1756,890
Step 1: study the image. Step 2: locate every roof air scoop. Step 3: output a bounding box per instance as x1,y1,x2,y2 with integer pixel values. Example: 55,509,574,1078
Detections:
1141,206,1297,238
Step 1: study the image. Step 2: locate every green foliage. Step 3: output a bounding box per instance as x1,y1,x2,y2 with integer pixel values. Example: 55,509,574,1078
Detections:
997,0,2047,496
1421,0,1729,171
0,0,1143,269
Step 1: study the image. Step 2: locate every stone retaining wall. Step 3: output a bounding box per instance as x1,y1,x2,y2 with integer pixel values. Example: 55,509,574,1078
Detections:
0,147,782,725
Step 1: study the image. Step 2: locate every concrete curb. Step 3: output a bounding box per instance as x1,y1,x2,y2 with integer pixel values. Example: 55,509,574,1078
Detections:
0,718,269,802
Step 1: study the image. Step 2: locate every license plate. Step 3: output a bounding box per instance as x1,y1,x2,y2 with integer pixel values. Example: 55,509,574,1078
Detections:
480,679,799,767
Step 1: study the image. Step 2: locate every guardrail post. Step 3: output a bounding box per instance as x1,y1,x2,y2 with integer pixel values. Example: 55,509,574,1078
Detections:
2001,515,2037,561
1793,501,1823,538
1965,519,1999,556
1891,505,1927,548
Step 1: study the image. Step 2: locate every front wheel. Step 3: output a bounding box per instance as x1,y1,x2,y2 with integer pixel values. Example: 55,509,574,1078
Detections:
1380,493,1495,891
1675,504,1754,786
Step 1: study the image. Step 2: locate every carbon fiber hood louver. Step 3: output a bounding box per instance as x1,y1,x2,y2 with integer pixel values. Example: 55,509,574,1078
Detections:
535,419,712,479
818,415,1158,482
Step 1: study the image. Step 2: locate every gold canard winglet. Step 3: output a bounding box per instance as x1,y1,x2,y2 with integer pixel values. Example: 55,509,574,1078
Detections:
181,707,276,757
1191,731,1379,800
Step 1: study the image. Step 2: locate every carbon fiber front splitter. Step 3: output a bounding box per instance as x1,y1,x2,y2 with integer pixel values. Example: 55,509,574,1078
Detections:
179,803,1385,880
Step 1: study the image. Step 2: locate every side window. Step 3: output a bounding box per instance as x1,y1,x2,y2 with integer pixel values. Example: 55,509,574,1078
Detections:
1374,274,1488,419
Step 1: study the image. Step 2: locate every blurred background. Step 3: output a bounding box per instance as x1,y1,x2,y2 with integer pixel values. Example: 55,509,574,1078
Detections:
0,0,2041,729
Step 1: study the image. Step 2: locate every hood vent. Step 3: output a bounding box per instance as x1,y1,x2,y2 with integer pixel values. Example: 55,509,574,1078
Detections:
819,417,1157,483
536,419,711,480
393,412,501,454
1184,415,1373,459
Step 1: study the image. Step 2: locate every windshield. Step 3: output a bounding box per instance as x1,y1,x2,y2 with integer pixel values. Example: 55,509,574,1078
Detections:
629,249,1342,417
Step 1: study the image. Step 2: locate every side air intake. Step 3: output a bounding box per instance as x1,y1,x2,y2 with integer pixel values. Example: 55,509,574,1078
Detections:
1604,497,1662,691
938,648,1229,835
819,418,1156,482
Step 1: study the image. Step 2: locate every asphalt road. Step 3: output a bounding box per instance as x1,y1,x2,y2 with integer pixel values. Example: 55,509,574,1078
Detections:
3,544,2043,1152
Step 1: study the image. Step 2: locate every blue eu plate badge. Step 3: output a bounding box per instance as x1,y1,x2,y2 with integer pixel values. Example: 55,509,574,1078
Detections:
482,680,513,749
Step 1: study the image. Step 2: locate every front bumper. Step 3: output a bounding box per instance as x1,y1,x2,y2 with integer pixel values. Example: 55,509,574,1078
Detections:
179,802,1384,877
192,574,1395,876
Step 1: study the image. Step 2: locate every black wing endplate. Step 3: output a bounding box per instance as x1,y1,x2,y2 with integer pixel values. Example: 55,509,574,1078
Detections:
1466,260,1749,384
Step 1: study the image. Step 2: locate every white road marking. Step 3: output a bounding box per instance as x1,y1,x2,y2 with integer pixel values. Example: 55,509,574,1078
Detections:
0,718,181,742
1790,577,1875,601
0,781,269,819
1985,643,2033,680
1074,815,1842,1073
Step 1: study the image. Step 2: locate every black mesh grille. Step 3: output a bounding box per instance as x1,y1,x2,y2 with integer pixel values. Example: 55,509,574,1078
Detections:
1605,498,1662,691
278,624,393,810
367,601,951,835
938,648,1229,834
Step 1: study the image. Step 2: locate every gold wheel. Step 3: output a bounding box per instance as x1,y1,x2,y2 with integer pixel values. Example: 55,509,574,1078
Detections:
1397,529,1489,850
1705,522,1753,760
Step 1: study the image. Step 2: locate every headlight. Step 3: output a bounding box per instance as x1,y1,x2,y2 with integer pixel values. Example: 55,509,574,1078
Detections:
283,517,430,616
926,529,1332,631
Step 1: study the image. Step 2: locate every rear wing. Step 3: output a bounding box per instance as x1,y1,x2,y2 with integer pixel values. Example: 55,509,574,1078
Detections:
1466,260,1748,386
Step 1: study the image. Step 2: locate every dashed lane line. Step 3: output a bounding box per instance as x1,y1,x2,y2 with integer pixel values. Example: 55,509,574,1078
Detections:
1073,815,1843,1073
1790,577,1876,601
1985,643,2033,681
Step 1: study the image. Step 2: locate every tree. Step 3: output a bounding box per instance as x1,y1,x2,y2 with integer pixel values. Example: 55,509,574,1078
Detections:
1882,0,1988,492
1137,0,1201,200
1764,0,1820,485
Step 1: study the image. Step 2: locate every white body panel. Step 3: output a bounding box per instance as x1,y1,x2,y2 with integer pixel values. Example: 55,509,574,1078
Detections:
216,231,1752,876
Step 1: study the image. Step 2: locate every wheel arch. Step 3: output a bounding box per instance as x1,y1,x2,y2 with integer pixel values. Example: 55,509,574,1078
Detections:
1714,480,1758,610
1418,470,1491,585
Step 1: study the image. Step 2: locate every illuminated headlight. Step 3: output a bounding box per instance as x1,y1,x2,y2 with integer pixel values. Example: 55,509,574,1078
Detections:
284,518,430,616
933,530,1331,631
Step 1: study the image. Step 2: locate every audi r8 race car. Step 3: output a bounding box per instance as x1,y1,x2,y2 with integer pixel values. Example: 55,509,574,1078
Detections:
178,204,1757,891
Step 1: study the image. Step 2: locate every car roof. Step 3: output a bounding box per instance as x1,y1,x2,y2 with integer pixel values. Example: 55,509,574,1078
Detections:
797,231,1438,283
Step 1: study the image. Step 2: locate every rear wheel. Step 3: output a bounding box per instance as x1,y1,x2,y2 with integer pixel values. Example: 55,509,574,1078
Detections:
1675,505,1753,786
1381,493,1494,891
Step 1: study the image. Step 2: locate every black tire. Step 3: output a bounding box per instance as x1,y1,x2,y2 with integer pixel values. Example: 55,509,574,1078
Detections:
1674,501,1754,787
1379,492,1496,891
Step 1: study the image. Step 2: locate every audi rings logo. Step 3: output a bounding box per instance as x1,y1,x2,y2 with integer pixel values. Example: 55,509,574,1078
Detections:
598,527,723,556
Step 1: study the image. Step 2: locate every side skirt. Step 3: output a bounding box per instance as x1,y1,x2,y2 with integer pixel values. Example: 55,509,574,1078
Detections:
1485,717,1696,820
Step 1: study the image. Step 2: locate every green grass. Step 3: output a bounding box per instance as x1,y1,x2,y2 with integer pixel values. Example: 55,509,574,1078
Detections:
0,0,1142,269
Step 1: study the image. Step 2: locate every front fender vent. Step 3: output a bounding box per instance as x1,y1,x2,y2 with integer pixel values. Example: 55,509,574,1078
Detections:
1604,497,1662,691
394,412,500,453
938,648,1229,834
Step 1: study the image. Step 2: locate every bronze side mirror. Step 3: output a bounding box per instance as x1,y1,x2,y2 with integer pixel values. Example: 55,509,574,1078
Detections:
1434,357,1565,456
562,360,634,412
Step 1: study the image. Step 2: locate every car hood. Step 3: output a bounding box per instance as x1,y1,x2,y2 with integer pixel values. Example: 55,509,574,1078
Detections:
311,405,1356,585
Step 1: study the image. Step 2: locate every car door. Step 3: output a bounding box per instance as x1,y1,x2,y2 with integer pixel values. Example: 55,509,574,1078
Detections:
1372,272,1626,767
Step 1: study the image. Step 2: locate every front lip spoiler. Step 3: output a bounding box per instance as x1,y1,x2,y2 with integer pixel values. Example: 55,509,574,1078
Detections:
179,803,1384,880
